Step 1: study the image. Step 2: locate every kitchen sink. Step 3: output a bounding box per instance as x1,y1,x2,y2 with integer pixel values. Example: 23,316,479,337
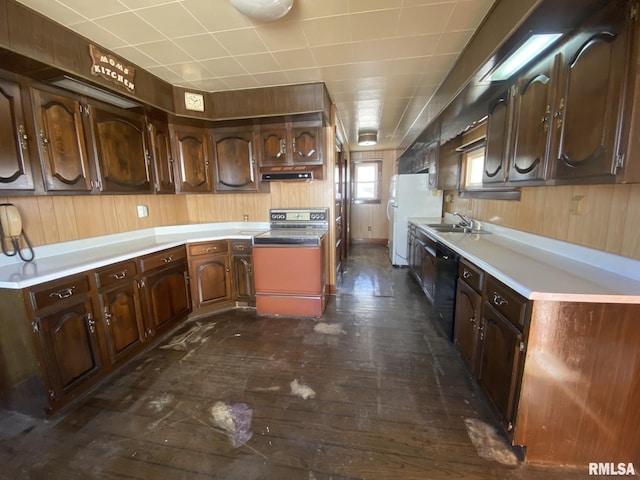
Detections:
425,223,490,234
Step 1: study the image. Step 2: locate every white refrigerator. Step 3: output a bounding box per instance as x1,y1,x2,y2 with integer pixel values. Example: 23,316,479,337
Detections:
387,173,443,266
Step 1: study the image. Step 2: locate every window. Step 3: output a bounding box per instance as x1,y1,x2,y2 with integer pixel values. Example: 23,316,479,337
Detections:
352,160,381,204
463,145,486,189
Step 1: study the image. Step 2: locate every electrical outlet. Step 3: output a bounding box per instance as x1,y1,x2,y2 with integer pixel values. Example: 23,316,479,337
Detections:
243,214,249,222
136,205,148,218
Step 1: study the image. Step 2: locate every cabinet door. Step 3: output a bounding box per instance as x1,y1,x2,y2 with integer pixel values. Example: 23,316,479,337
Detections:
437,137,461,190
509,54,559,183
211,127,258,192
477,304,524,431
141,262,190,337
90,106,152,192
98,282,144,365
454,280,482,374
34,298,102,405
0,78,35,191
291,124,322,165
147,118,175,194
32,88,92,192
232,254,254,302
553,19,629,180
260,125,288,166
189,254,231,308
171,125,211,193
420,245,436,302
484,89,512,184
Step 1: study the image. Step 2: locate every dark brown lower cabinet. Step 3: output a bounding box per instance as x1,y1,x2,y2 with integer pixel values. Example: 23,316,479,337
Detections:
231,240,254,304
189,254,232,308
454,279,482,374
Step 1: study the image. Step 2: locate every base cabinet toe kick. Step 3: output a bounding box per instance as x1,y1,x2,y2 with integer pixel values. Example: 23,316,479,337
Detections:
453,257,640,467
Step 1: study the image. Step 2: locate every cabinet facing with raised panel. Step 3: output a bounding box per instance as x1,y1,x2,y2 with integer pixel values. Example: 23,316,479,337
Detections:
147,116,175,194
170,124,211,193
188,240,232,309
260,117,323,167
211,126,259,192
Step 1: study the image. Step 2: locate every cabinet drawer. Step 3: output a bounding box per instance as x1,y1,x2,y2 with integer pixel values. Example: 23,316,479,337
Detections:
484,277,528,329
95,260,138,289
231,240,252,254
188,240,228,257
139,246,186,273
28,274,91,311
459,258,484,293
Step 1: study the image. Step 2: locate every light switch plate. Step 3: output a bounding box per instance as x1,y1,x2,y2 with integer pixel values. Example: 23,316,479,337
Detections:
137,205,148,218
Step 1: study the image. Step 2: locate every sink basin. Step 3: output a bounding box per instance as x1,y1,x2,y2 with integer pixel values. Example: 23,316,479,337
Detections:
425,223,489,234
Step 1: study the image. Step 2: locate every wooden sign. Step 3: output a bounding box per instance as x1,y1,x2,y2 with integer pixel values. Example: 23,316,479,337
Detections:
89,44,135,93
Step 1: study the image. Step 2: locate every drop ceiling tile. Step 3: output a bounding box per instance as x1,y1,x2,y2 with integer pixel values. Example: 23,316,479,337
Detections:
111,45,160,68
173,34,229,61
235,53,280,74
135,3,206,38
69,21,128,50
95,12,164,45
136,40,192,65
213,29,267,56
319,64,356,82
16,0,85,26
434,30,474,55
192,78,230,91
219,75,260,90
414,83,438,97
428,53,459,73
58,0,128,19
311,44,354,67
283,68,323,84
166,62,212,82
254,22,309,51
180,0,252,31
402,0,456,5
300,16,351,47
350,10,400,42
290,0,349,20
348,0,403,13
118,0,179,9
272,49,317,70
352,35,438,62
252,71,290,86
447,0,494,31
200,57,247,77
145,65,185,83
397,3,455,36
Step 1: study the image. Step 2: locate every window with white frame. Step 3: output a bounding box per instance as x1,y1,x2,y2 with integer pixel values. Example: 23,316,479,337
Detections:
352,160,382,204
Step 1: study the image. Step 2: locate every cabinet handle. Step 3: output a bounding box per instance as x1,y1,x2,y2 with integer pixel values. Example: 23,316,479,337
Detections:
541,104,551,133
469,316,476,324
226,267,230,272
162,255,173,263
32,320,40,333
462,269,472,279
442,254,449,260
49,286,75,299
493,292,508,306
110,270,128,280
278,139,286,158
86,313,96,334
203,247,214,253
18,125,29,150
554,98,565,129
104,308,112,326
235,245,247,251
39,130,50,150
478,324,484,340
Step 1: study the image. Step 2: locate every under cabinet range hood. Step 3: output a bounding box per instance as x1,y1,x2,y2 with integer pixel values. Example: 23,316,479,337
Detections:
259,165,323,182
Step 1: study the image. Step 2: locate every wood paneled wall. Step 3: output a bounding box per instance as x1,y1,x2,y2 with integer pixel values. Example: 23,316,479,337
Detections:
350,150,399,241
444,183,640,259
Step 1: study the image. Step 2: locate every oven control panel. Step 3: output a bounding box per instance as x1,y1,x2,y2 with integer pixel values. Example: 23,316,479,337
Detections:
270,209,328,223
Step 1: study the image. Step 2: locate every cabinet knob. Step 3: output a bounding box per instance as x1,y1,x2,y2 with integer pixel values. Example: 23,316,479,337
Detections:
39,130,50,150
462,269,472,279
554,98,565,129
86,313,96,334
104,308,113,326
18,125,29,150
162,255,173,263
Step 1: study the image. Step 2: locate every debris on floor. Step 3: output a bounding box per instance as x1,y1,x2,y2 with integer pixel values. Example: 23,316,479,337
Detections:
314,322,347,335
464,418,519,466
147,393,175,413
290,379,316,400
210,402,253,447
160,321,217,351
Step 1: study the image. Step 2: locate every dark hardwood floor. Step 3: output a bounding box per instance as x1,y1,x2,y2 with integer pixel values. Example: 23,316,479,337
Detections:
0,245,590,479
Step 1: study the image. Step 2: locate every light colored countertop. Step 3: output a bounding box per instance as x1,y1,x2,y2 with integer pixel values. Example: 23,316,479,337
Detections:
408,215,640,304
0,222,269,289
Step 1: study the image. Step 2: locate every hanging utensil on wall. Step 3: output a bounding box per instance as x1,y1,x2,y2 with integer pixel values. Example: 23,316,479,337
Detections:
0,203,35,262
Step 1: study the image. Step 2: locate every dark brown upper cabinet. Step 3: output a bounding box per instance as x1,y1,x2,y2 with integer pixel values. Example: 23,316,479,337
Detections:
0,77,35,191
88,105,152,193
509,54,561,183
552,3,631,182
483,88,513,185
170,124,211,194
32,88,93,192
437,136,462,190
260,118,323,167
211,126,259,192
147,118,175,194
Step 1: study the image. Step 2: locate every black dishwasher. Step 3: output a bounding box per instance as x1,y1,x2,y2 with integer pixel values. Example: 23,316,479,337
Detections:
410,227,459,340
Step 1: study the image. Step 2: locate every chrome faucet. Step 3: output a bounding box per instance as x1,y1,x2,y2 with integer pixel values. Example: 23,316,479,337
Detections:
453,212,475,230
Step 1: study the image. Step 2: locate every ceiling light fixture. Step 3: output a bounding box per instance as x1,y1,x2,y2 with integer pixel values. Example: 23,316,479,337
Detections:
483,33,563,82
358,130,378,147
229,0,294,21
